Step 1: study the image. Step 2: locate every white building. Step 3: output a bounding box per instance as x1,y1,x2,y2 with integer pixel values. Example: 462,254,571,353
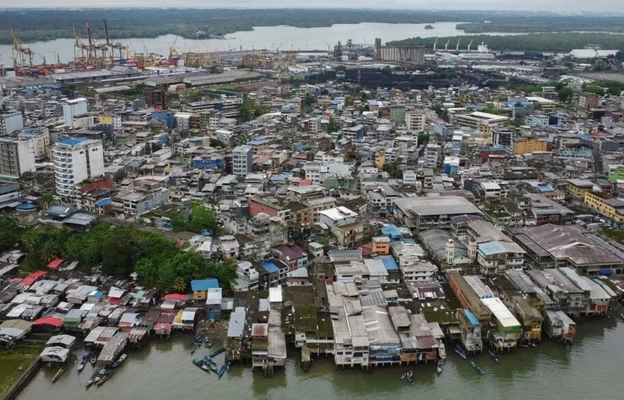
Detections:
62,98,88,128
53,138,105,202
0,138,36,178
405,109,426,133
174,112,193,131
232,145,253,177
18,127,50,161
319,206,358,228
0,111,24,135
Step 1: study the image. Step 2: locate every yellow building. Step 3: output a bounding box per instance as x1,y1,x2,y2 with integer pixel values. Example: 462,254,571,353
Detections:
372,236,391,255
566,179,595,199
584,191,624,225
190,279,219,301
99,115,113,124
374,152,385,169
513,138,548,155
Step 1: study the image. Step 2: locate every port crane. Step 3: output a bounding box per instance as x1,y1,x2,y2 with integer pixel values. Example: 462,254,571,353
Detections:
10,25,35,69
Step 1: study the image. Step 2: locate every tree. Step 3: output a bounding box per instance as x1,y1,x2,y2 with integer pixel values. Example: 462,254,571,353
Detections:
327,118,340,133
381,65,392,78
0,218,20,253
40,192,55,210
558,86,574,103
418,133,430,146
304,93,316,107
240,99,266,122
186,204,221,234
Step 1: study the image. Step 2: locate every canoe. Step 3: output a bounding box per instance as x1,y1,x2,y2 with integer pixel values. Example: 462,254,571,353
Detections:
454,349,467,360
77,353,89,373
488,349,501,364
218,364,227,377
52,368,65,383
208,363,218,373
86,370,100,388
97,369,115,386
204,336,213,348
438,343,446,360
436,359,445,375
204,355,217,365
112,354,127,368
470,361,485,376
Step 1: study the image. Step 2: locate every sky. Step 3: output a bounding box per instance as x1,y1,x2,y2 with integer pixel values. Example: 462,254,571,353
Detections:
3,1,623,12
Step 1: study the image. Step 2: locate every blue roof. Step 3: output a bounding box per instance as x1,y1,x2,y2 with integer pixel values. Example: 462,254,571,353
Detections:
463,309,480,326
59,137,88,146
478,241,506,256
248,139,268,145
381,225,402,239
16,203,37,210
94,198,112,207
191,279,219,291
259,261,279,273
380,256,399,271
402,239,416,245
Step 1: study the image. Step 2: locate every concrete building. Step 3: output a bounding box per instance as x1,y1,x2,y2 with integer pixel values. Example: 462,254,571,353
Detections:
18,127,50,161
0,111,24,135
232,145,253,177
0,138,36,179
62,98,88,128
53,138,105,202
513,138,548,155
393,196,482,230
405,109,426,133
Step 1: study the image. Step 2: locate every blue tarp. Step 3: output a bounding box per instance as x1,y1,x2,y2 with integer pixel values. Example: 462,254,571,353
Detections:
463,309,480,326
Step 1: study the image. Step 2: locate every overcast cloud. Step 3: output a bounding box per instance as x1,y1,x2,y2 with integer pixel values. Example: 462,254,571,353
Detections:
3,1,624,12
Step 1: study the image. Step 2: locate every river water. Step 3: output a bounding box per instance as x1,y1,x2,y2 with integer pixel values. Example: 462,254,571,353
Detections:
0,22,523,65
17,318,623,400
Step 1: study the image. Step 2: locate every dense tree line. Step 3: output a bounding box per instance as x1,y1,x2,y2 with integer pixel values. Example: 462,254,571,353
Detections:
390,33,624,53
3,9,624,45
2,218,235,293
457,18,624,34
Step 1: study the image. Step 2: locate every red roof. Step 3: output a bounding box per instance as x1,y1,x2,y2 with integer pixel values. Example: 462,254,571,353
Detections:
22,270,47,286
30,271,48,278
294,152,308,160
299,179,312,186
33,317,63,328
163,293,187,301
48,258,64,270
108,297,121,305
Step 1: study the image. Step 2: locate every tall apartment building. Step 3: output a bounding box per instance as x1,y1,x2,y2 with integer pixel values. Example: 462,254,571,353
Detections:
232,145,253,177
0,111,24,135
405,109,426,133
54,138,104,202
18,127,50,161
62,98,88,128
0,138,36,178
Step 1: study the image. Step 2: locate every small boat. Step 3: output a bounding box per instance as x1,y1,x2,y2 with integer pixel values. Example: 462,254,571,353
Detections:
204,335,213,348
208,363,218,373
52,368,65,383
438,343,446,360
77,352,89,373
191,334,203,346
209,347,226,357
518,343,530,348
400,373,406,380
406,370,414,383
218,364,227,377
112,354,127,368
90,355,97,365
86,369,100,388
226,362,231,371
92,369,110,385
470,361,485,375
436,359,445,375
204,355,217,365
455,349,467,359
193,358,212,373
190,342,201,355
97,369,115,386
530,342,538,348
488,349,501,364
